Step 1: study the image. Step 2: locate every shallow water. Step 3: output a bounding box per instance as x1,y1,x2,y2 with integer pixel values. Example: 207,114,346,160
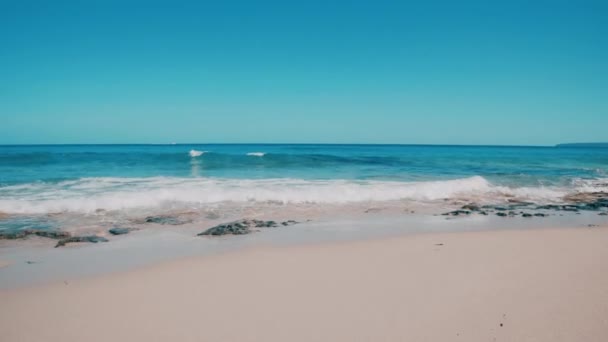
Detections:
1,212,606,289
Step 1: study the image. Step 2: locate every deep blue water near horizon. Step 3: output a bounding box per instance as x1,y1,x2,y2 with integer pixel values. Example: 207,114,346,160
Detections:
1,144,607,186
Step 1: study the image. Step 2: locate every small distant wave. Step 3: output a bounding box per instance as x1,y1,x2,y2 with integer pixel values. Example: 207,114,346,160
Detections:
246,152,266,157
189,150,206,157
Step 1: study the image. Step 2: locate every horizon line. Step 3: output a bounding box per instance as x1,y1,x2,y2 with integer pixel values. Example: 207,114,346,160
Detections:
0,142,581,148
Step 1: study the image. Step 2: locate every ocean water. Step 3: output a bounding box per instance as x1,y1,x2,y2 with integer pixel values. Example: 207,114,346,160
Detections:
0,144,607,232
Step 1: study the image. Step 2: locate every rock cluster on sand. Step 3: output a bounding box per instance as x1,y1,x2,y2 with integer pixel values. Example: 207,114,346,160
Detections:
198,219,298,236
442,192,608,218
0,229,70,240
0,229,110,248
108,228,131,235
55,236,108,248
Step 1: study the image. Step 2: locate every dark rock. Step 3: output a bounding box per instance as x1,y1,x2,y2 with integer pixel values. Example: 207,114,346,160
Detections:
479,211,488,215
534,213,546,217
108,228,131,235
536,204,561,211
461,204,481,211
55,236,109,248
507,200,534,206
442,210,471,216
582,199,608,210
33,230,71,239
522,213,533,218
0,230,30,240
494,207,508,211
144,215,189,225
496,212,507,217
198,221,250,236
198,219,297,236
599,212,607,216
254,220,278,228
0,229,70,240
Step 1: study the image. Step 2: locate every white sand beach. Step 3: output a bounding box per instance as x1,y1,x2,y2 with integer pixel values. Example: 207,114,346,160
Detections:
1,226,608,342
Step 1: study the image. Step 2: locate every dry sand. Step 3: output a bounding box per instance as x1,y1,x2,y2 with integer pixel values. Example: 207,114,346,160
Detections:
1,227,608,342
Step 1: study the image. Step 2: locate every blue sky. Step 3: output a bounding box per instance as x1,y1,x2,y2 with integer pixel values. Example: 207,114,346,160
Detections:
0,0,606,145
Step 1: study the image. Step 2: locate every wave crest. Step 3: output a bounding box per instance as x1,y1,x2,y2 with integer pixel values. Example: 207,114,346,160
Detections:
0,175,603,214
189,150,206,157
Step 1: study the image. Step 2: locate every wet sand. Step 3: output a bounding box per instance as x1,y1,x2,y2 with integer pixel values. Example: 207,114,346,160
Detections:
1,226,608,341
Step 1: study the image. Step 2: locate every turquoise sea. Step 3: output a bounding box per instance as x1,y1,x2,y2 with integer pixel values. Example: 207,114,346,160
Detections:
1,144,607,214
0,144,606,235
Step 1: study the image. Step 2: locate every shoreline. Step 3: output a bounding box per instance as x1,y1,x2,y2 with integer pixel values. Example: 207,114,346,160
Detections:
1,212,606,289
2,225,608,341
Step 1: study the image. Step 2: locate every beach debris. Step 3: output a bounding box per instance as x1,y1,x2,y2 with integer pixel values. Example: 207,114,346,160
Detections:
143,215,190,225
0,229,70,240
108,228,132,235
55,235,109,248
198,219,298,236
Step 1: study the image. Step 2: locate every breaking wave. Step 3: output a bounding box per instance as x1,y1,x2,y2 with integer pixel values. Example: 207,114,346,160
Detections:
189,150,206,157
1,176,606,214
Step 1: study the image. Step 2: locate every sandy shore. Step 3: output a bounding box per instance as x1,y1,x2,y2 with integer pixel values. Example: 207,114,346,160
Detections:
1,226,608,342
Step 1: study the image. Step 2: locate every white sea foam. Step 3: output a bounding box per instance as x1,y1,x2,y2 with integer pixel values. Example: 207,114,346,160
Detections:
0,176,604,214
246,152,266,157
189,150,206,157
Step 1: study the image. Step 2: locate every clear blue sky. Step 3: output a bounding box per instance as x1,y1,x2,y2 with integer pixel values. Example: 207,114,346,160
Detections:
0,0,606,145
